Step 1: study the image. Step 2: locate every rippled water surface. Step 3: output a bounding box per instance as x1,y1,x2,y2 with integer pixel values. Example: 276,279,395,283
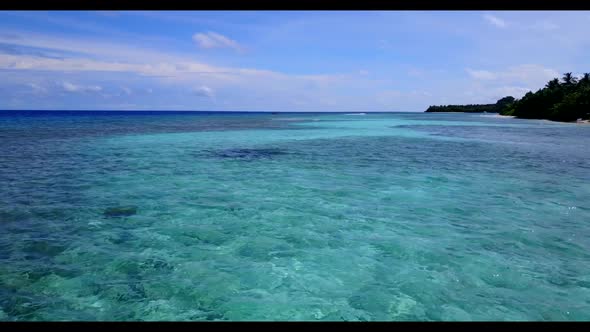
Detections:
1,111,589,321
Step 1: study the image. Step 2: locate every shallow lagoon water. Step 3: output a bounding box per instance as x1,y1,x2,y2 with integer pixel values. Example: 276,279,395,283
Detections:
1,111,589,321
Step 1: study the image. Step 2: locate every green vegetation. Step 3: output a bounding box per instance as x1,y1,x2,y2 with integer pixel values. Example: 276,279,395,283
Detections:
425,96,514,113
500,73,590,122
426,73,590,122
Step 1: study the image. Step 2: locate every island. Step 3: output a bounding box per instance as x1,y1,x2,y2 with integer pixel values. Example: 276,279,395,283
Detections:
425,73,590,123
425,96,514,113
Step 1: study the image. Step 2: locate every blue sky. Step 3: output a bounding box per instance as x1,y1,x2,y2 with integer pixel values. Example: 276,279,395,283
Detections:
0,11,589,111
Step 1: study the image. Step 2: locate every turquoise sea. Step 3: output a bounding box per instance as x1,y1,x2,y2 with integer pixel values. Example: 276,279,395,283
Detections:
1,111,589,321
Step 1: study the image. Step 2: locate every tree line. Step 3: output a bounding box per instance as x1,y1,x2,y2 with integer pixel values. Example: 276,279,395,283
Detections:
425,96,515,114
499,72,590,122
425,72,590,122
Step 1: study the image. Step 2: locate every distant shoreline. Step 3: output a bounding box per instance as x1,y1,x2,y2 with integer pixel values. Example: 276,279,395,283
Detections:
426,74,590,123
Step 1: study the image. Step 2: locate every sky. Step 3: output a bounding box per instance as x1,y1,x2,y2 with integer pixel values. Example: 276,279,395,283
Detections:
0,10,589,112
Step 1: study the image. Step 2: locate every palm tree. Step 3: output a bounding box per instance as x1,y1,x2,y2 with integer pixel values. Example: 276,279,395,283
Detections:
562,72,578,85
579,73,590,85
545,78,560,89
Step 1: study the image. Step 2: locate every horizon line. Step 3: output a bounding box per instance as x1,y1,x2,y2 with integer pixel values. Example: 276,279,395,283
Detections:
0,109,422,113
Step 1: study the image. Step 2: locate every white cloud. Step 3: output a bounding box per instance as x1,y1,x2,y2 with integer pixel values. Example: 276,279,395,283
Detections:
61,81,102,93
62,82,79,92
28,82,47,94
193,32,242,52
483,14,507,28
457,84,534,103
0,30,187,63
492,86,531,98
461,65,562,102
466,64,559,87
504,64,559,83
0,29,352,99
0,52,338,83
466,69,497,80
0,53,229,81
192,86,214,98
